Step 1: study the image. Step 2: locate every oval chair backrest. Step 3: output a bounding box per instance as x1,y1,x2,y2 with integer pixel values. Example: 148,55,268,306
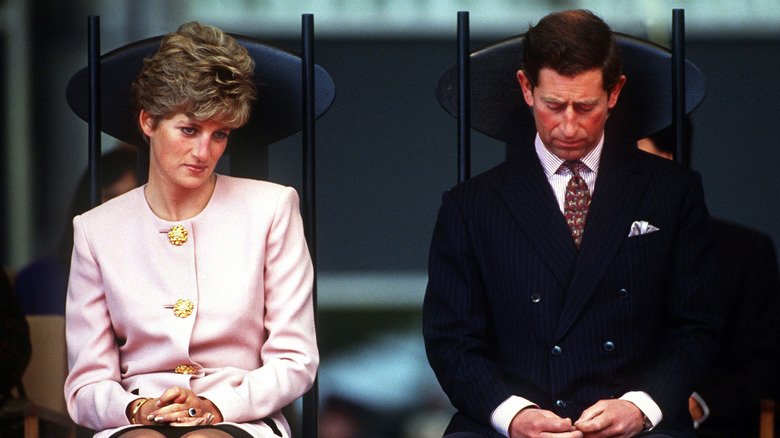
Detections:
66,34,335,149
434,33,706,145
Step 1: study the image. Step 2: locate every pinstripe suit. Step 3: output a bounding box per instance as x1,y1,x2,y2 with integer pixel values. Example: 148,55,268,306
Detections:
423,135,721,437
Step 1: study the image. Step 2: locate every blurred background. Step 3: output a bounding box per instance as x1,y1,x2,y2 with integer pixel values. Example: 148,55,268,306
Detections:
2,1,779,437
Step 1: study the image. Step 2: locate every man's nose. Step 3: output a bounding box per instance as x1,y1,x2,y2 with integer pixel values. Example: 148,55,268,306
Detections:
561,107,577,136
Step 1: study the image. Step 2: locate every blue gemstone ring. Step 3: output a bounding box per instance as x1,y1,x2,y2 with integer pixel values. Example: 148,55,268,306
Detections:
188,408,197,417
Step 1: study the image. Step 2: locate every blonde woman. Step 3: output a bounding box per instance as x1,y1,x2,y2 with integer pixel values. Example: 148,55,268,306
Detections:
64,22,318,438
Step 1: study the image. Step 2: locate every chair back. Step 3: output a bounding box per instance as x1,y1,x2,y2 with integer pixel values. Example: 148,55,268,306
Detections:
435,33,707,145
21,315,68,414
66,31,335,182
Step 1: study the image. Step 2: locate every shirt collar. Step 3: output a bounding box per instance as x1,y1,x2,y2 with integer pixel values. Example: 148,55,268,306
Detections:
534,133,604,179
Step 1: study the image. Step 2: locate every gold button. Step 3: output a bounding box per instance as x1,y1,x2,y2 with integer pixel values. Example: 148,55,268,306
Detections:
172,299,194,318
167,225,188,246
174,364,196,374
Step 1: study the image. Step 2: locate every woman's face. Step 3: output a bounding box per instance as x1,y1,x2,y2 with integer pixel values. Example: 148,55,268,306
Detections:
140,111,231,192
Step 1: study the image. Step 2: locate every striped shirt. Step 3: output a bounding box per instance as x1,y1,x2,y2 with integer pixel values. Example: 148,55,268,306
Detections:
534,133,602,212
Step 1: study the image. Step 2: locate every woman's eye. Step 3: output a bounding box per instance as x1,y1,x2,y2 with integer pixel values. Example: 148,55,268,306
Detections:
181,127,196,135
214,131,229,140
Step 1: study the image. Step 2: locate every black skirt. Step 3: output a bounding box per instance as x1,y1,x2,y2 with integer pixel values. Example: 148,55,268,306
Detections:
107,424,254,438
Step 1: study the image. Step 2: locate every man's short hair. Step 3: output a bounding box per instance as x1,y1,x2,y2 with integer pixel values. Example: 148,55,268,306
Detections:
522,9,622,91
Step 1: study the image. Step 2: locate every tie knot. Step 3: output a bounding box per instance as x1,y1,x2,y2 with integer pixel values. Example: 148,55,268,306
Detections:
563,160,584,176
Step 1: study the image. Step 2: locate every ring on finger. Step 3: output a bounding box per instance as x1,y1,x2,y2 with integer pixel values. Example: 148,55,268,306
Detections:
188,407,197,417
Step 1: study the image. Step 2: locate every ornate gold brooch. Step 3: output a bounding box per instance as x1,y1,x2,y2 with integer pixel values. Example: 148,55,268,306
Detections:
174,364,196,374
172,299,194,318
167,225,188,246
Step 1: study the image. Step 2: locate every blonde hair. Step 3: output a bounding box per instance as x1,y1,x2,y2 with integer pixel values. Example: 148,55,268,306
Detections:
131,21,257,139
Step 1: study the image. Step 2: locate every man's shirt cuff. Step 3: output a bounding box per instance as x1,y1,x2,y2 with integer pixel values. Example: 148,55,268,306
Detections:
490,396,538,437
690,391,710,428
620,391,663,429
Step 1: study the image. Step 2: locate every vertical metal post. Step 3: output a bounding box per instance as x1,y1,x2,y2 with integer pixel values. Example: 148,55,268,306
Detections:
301,13,318,438
457,11,471,183
88,16,102,207
671,9,688,168
2,0,33,266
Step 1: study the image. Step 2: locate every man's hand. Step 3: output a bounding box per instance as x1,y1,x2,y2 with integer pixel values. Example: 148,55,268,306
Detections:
573,399,643,437
688,396,704,422
509,407,583,438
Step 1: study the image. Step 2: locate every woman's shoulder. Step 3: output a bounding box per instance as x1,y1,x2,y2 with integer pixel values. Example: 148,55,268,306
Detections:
209,175,301,223
75,186,145,225
216,174,299,200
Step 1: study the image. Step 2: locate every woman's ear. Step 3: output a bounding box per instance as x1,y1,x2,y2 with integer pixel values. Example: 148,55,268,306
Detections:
139,110,155,137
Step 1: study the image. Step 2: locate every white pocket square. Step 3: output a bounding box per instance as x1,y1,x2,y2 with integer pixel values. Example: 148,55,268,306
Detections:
628,220,660,237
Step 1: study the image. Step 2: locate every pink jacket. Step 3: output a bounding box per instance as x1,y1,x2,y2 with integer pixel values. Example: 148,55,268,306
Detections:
64,175,318,437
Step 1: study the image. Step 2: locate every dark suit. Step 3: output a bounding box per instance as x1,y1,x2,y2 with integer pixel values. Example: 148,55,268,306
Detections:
423,135,721,437
694,219,780,438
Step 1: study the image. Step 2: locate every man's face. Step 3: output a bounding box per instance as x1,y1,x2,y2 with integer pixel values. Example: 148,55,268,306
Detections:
518,67,625,161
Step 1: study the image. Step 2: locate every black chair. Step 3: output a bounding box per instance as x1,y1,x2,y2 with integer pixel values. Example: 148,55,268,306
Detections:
434,11,706,181
65,15,335,438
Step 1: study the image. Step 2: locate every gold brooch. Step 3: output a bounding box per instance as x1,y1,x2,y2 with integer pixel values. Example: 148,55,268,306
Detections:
174,364,196,374
172,299,194,318
167,225,188,246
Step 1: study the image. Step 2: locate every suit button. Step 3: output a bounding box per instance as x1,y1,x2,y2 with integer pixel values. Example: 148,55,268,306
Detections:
167,224,188,246
604,341,615,351
556,400,566,408
171,299,194,318
618,288,629,298
174,364,196,374
551,346,562,355
530,293,542,303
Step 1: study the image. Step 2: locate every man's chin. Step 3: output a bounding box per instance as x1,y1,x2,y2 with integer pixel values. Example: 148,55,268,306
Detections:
553,150,587,161
550,142,593,160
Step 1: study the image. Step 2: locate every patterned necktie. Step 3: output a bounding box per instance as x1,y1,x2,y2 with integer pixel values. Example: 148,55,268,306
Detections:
563,160,591,248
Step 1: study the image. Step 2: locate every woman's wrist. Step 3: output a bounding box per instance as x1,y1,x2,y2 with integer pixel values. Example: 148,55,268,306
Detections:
127,397,154,424
199,397,224,423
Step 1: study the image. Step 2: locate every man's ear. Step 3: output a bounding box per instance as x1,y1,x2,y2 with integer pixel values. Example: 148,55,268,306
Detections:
517,70,535,107
607,75,627,109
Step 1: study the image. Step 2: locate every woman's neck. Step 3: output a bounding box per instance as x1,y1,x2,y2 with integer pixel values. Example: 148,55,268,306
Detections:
144,173,217,221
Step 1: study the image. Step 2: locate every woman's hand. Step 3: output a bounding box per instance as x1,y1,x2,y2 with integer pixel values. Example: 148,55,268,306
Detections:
143,387,224,426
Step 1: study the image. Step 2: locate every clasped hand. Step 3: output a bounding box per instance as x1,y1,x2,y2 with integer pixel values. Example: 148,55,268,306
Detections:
509,399,643,438
133,387,223,427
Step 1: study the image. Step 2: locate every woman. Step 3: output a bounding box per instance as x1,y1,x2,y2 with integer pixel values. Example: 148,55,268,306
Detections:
64,22,318,438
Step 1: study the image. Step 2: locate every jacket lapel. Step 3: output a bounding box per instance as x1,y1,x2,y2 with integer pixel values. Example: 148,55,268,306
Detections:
493,144,579,290
553,138,652,341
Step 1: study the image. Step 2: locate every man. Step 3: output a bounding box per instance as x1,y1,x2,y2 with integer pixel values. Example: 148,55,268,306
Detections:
423,10,721,438
639,128,780,438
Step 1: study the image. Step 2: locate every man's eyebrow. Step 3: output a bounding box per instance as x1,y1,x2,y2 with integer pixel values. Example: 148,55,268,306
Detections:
540,96,600,106
576,98,600,106
540,96,564,104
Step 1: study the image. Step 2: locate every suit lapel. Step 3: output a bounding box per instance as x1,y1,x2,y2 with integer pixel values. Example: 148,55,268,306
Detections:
553,138,652,341
493,143,579,290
